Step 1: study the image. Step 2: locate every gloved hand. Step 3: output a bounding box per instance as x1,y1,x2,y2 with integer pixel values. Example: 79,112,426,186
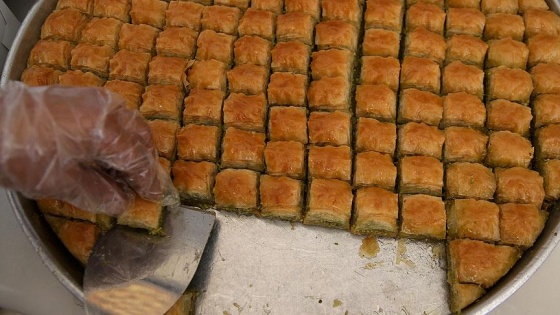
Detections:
0,81,178,216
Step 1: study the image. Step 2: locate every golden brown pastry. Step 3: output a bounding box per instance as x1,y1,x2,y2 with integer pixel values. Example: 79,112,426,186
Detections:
70,43,114,77
172,160,217,206
398,88,443,126
147,119,179,160
104,80,144,110
264,141,306,179
234,35,272,66
499,203,547,248
486,131,534,168
183,89,224,126
118,23,159,54
400,56,441,94
44,215,101,265
449,283,485,314
404,27,446,65
541,159,560,200
353,151,397,190
21,66,62,87
406,2,446,35
441,92,486,129
352,186,399,236
267,72,308,106
445,35,488,68
364,0,404,32
156,27,198,59
117,196,163,231
214,168,259,213
355,84,397,121
37,199,96,222
442,61,484,99
481,0,518,14
486,38,529,70
446,0,481,8
446,162,496,199
311,49,354,80
400,194,446,240
165,1,204,30
276,12,316,45
221,127,266,171
315,20,359,52
536,124,560,160
524,9,560,38
486,66,533,104
227,64,269,95
158,157,171,175
399,155,444,196
356,118,397,155
308,145,352,181
447,199,500,242
321,0,363,25
486,99,532,136
223,93,267,132
93,0,131,22
79,17,123,49
260,175,304,221
238,8,275,41
531,62,560,95
148,56,190,87
28,40,74,70
308,111,351,146
304,178,353,230
533,93,560,128
519,0,550,12
361,56,401,91
446,8,485,37
187,59,227,91
41,9,88,43
252,0,284,14
444,126,488,163
58,70,104,87
215,0,250,9
270,41,311,74
268,106,308,143
484,13,525,41
285,0,321,21
130,0,167,29
200,5,241,35
196,30,235,65
109,50,151,85
139,84,184,121
57,0,93,14
495,167,545,208
363,28,400,58
307,76,351,111
398,122,445,159
176,124,220,162
527,34,560,67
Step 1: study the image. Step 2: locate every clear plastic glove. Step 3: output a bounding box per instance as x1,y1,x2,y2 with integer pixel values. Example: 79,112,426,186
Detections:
0,81,179,216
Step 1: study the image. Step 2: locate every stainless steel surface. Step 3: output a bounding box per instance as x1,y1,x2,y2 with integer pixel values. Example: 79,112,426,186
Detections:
84,206,216,315
3,0,560,314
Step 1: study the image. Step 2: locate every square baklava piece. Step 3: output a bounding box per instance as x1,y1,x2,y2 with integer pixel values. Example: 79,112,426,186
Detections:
310,49,354,80
187,60,227,91
130,0,167,29
400,194,446,240
486,131,534,168
200,5,241,35
270,41,311,74
445,8,485,37
486,38,528,70
307,76,351,111
276,12,315,45
260,175,304,221
524,9,560,38
117,196,163,231
44,217,100,265
447,199,500,242
196,30,235,65
227,64,269,95
445,0,481,8
214,168,259,213
147,119,179,160
80,18,123,49
484,13,525,41
139,85,184,121
58,70,104,87
541,159,560,200
156,27,198,59
21,66,62,87
264,141,306,179
104,80,144,110
223,93,267,132
118,23,159,54
441,92,486,129
536,124,560,160
172,160,217,206
93,0,131,22
268,106,308,143
404,27,446,65
363,28,401,58
442,61,484,99
486,67,533,104
399,156,444,196
308,111,351,146
148,56,190,87
238,8,275,41
176,124,221,162
267,72,308,106
284,0,321,21
355,84,397,121
70,43,114,78
41,9,88,43
214,0,250,9
532,94,560,128
499,203,547,248
481,0,518,14
315,20,359,52
165,1,204,30
519,0,550,12
28,40,74,70
406,3,446,35
304,178,353,230
445,35,488,69
400,56,441,94
398,122,445,159
355,118,397,156
109,50,151,85
495,167,545,208
221,127,266,171
352,186,399,236
308,145,352,181
364,0,403,32
354,151,397,190
398,88,443,126
444,127,488,163
527,34,560,68
530,63,560,95
321,0,362,25
252,0,284,14
486,99,532,136
360,56,401,91
446,162,496,200
56,0,93,13
234,36,272,67
183,89,224,126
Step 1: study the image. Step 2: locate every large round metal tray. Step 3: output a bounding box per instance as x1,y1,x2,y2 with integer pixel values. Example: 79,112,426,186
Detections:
3,0,560,314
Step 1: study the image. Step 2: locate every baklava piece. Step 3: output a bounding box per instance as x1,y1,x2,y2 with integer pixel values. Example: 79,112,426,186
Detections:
44,215,101,265
405,3,446,35
355,84,397,121
118,23,158,54
533,94,560,128
308,145,352,181
270,41,311,74
221,128,266,171
200,5,241,35
311,49,354,80
355,118,397,155
541,159,560,200
487,67,533,104
176,124,220,162
304,178,353,230
404,27,446,65
147,119,179,160
531,63,560,95
156,27,198,59
441,92,486,129
148,56,190,87
93,0,131,22
109,50,150,85
524,9,560,38
140,85,184,121
398,122,445,159
21,66,62,87
264,141,306,179
400,194,446,240
447,199,500,242
486,99,532,136
481,0,518,14
252,0,284,14
165,1,204,30
519,0,550,12
214,168,259,213
284,0,321,21
70,43,113,78
486,131,533,168
315,20,359,52
172,160,216,207
196,30,235,65
321,0,363,25
234,36,272,67
238,8,275,41
57,0,93,14
445,0,481,8
80,17,122,49
399,156,444,196
486,38,529,70
267,72,308,106
308,111,351,146
37,199,95,222
446,162,496,199
28,40,74,70
183,89,224,126
360,56,401,91
104,80,144,110
58,70,104,87
484,13,525,41
444,127,488,163
223,93,267,132
445,8,485,37
449,284,486,314
442,61,484,99
41,9,88,43
495,167,545,208
227,64,269,95
398,88,443,126
527,35,560,67
187,60,227,91
117,196,163,232
400,56,441,94
445,35,488,69
363,29,400,58
536,124,560,160
158,157,171,175
260,175,304,221
130,0,167,29
448,239,520,288
307,76,351,111
276,12,315,45
364,0,403,32
352,186,399,236
354,151,397,190
214,0,250,9
499,203,546,248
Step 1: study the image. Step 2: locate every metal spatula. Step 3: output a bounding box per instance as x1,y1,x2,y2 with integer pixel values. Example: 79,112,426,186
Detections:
83,206,216,315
